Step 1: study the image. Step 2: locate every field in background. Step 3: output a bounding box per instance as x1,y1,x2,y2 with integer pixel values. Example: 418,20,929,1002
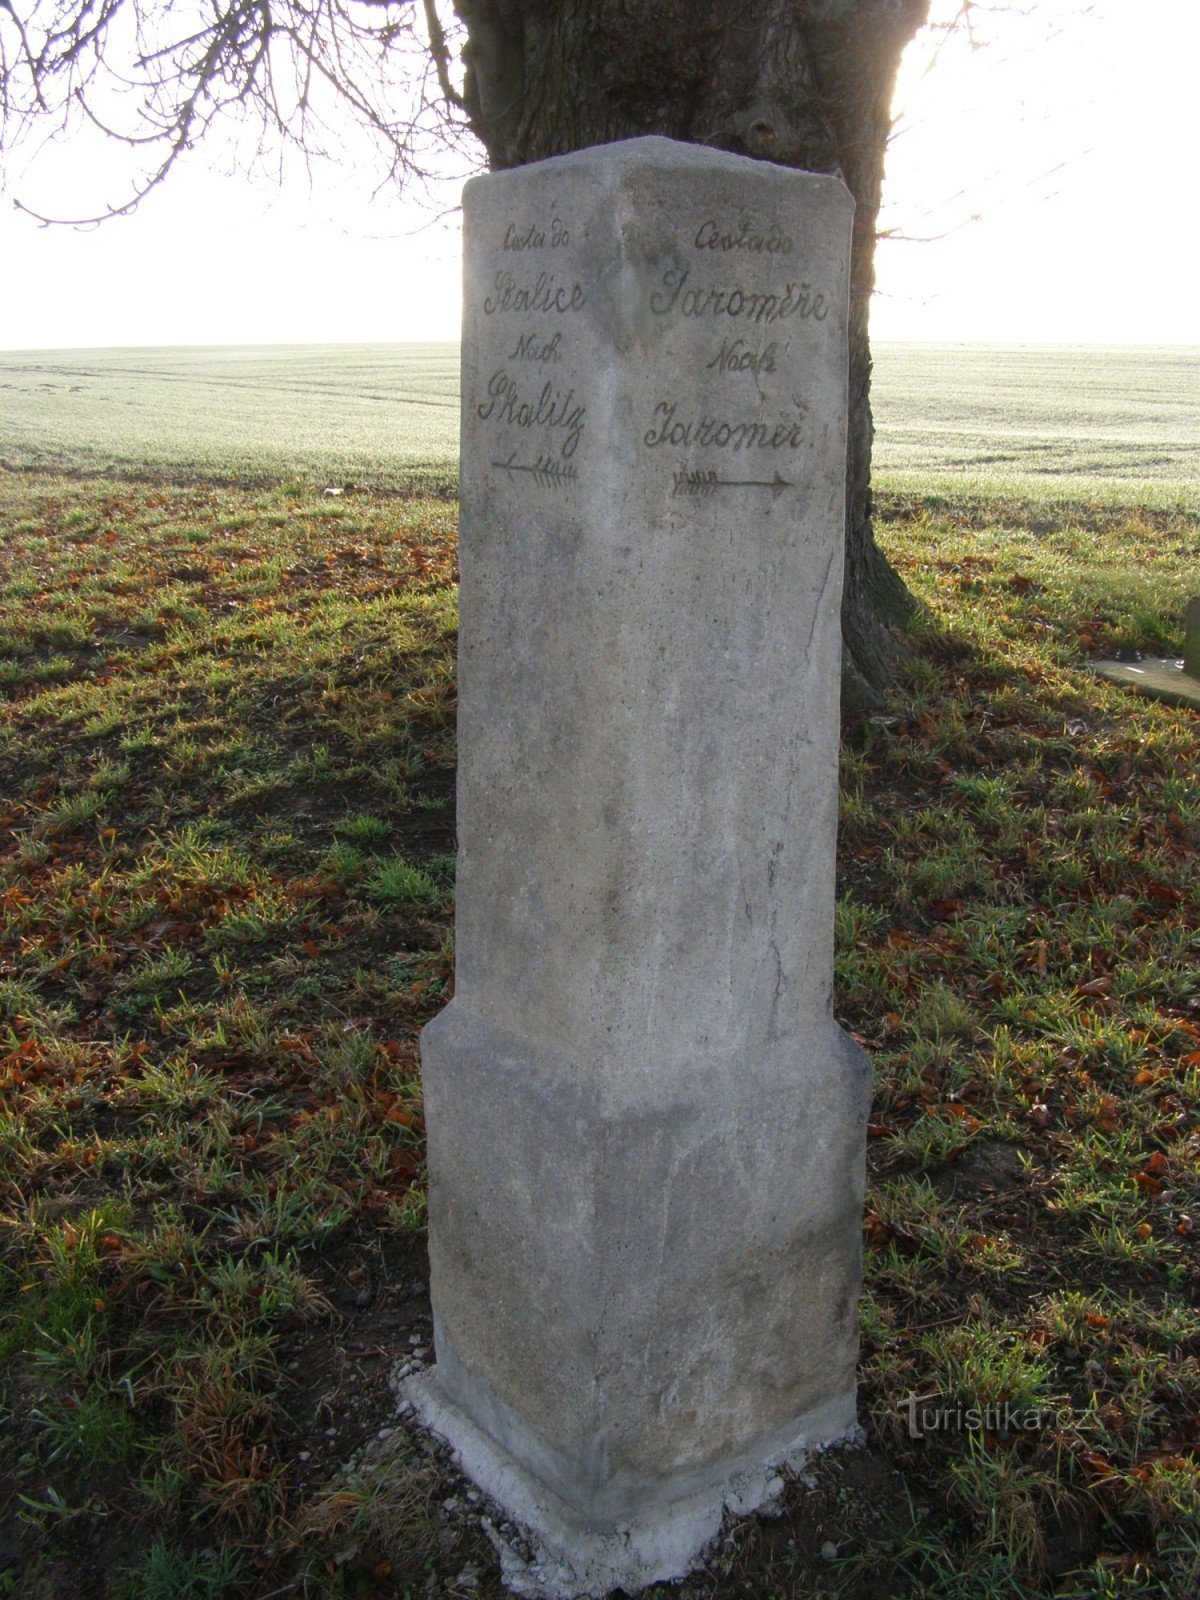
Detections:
2,341,1198,508
873,344,1200,509
0,343,460,495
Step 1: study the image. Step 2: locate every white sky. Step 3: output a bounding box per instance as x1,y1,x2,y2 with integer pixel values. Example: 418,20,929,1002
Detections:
0,0,1196,351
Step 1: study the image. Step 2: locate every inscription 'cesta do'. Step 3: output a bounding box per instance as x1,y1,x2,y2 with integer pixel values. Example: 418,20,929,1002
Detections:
502,216,571,250
694,217,793,255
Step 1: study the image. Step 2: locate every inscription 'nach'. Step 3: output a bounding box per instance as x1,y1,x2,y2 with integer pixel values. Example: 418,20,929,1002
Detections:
706,337,777,377
507,330,563,365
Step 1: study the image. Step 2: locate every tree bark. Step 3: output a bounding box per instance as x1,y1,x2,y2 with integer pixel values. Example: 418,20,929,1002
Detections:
454,0,929,706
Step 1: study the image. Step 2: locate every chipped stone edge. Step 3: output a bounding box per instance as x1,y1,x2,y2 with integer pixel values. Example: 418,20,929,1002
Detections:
402,1368,859,1600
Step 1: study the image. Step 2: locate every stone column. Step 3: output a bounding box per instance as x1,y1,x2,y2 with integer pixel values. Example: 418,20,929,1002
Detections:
407,136,869,1597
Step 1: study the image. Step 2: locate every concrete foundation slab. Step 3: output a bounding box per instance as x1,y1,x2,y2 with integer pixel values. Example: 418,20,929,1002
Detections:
1092,657,1200,710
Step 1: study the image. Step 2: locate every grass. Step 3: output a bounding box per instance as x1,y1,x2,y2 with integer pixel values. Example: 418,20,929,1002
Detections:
2,342,1197,510
0,461,1197,1598
0,473,453,1594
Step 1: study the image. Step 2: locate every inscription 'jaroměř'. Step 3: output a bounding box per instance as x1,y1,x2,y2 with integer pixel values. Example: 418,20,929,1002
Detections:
643,401,809,452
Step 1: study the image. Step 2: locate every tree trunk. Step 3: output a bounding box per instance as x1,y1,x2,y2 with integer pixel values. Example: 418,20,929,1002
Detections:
454,0,929,706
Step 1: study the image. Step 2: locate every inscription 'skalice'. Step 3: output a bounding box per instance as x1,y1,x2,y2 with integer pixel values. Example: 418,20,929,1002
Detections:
477,370,586,459
694,217,793,256
643,401,809,453
650,268,827,325
484,271,587,316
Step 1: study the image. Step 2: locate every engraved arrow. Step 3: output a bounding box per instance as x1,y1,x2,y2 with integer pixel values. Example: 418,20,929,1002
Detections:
671,468,792,500
491,451,578,489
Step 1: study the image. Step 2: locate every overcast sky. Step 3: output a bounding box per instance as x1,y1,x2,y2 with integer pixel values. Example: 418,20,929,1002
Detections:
1,0,1195,351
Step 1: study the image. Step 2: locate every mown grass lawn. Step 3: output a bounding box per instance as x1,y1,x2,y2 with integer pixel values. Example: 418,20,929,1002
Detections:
0,468,1197,1600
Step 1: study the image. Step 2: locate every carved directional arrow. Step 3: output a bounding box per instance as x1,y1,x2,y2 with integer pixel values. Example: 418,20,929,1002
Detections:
671,468,792,501
492,452,578,490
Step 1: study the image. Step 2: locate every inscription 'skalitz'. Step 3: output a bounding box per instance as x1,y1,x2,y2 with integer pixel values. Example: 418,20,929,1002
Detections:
477,369,586,459
650,267,827,324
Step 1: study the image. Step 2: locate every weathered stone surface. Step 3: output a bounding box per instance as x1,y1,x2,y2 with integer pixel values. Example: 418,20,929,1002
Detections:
407,137,866,1595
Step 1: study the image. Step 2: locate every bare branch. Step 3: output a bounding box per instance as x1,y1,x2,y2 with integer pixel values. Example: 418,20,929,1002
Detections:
422,0,463,109
0,0,476,223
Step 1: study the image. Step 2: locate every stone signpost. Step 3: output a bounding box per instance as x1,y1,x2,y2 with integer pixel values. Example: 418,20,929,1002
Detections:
407,137,869,1597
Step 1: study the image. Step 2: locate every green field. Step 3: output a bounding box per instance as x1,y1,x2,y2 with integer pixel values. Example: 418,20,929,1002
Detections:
2,341,1197,507
0,343,461,494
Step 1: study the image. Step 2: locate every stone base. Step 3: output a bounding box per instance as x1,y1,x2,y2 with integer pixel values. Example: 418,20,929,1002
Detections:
404,1366,857,1600
416,1004,869,1516
1092,657,1200,711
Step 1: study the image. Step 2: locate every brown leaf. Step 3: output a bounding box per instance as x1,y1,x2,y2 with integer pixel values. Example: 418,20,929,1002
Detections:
1094,1095,1120,1131
1146,883,1182,909
1075,976,1113,998
926,898,963,922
